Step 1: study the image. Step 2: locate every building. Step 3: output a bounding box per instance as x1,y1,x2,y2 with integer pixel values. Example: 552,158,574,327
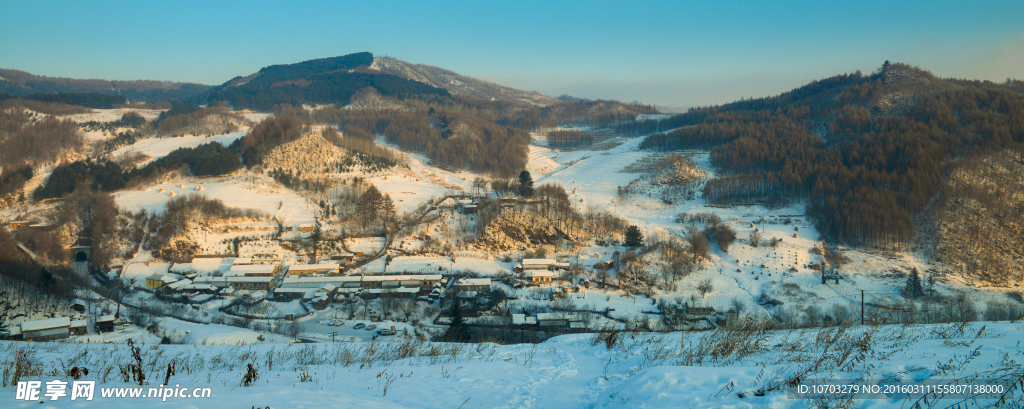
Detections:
8,220,32,229
297,224,314,233
96,315,115,333
362,287,418,299
453,278,492,292
193,275,276,291
535,313,582,328
330,253,355,263
232,257,253,265
21,317,71,341
70,319,88,336
166,280,218,294
145,274,179,289
251,253,282,264
523,270,553,284
512,314,538,325
243,290,267,303
287,263,341,276
519,258,557,271
225,264,278,277
274,274,442,298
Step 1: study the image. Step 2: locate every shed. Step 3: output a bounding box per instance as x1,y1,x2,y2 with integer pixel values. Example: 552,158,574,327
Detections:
70,319,88,336
96,315,116,333
21,317,71,341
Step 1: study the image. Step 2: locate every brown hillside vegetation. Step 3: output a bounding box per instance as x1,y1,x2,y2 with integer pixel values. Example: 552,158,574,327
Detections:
934,150,1024,286
0,108,84,167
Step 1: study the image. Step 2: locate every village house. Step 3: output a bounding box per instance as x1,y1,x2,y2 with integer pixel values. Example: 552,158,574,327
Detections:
523,270,553,284
225,264,279,277
8,220,32,229
287,263,341,276
251,253,282,265
518,258,557,271
20,317,71,341
453,278,492,292
145,274,179,289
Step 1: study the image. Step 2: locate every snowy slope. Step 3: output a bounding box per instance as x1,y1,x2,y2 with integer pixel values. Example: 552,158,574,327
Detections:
4,322,1023,408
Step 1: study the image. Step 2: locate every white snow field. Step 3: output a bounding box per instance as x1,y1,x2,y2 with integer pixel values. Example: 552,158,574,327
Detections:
3,321,1023,408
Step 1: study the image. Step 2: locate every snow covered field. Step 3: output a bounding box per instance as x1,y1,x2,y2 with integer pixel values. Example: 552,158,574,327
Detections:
4,321,1023,408
110,131,248,166
115,175,315,226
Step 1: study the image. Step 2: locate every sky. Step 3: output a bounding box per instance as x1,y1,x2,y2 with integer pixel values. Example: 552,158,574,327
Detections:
2,0,1022,109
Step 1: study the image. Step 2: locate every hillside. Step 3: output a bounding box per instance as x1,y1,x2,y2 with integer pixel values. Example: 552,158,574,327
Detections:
203,52,451,110
933,150,1024,286
0,68,211,102
370,56,560,106
628,63,1024,262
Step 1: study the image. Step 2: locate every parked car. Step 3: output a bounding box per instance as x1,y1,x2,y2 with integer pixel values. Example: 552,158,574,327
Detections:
364,324,377,331
377,329,395,336
353,323,365,329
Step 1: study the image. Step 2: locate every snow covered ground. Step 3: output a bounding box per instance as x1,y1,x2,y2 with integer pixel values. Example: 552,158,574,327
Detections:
4,321,1023,408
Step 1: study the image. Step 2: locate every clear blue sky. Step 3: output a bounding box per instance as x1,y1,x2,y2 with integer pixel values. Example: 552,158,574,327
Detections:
2,0,1022,108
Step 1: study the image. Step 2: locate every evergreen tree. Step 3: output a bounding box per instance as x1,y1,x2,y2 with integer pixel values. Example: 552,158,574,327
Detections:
925,272,936,297
904,268,924,299
0,312,9,338
442,289,470,342
624,225,644,250
518,170,534,197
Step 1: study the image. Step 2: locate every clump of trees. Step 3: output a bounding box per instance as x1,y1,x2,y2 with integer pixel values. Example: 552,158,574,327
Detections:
238,114,307,167
355,185,396,231
35,141,240,200
154,104,244,136
0,164,33,199
81,112,149,133
546,130,593,148
0,98,91,115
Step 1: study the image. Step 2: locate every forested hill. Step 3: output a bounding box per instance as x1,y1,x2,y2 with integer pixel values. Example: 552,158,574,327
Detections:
629,62,1024,249
0,68,211,103
203,52,450,110
369,56,560,106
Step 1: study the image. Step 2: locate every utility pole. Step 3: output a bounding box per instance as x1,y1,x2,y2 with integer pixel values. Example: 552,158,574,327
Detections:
330,331,338,342
860,290,865,326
